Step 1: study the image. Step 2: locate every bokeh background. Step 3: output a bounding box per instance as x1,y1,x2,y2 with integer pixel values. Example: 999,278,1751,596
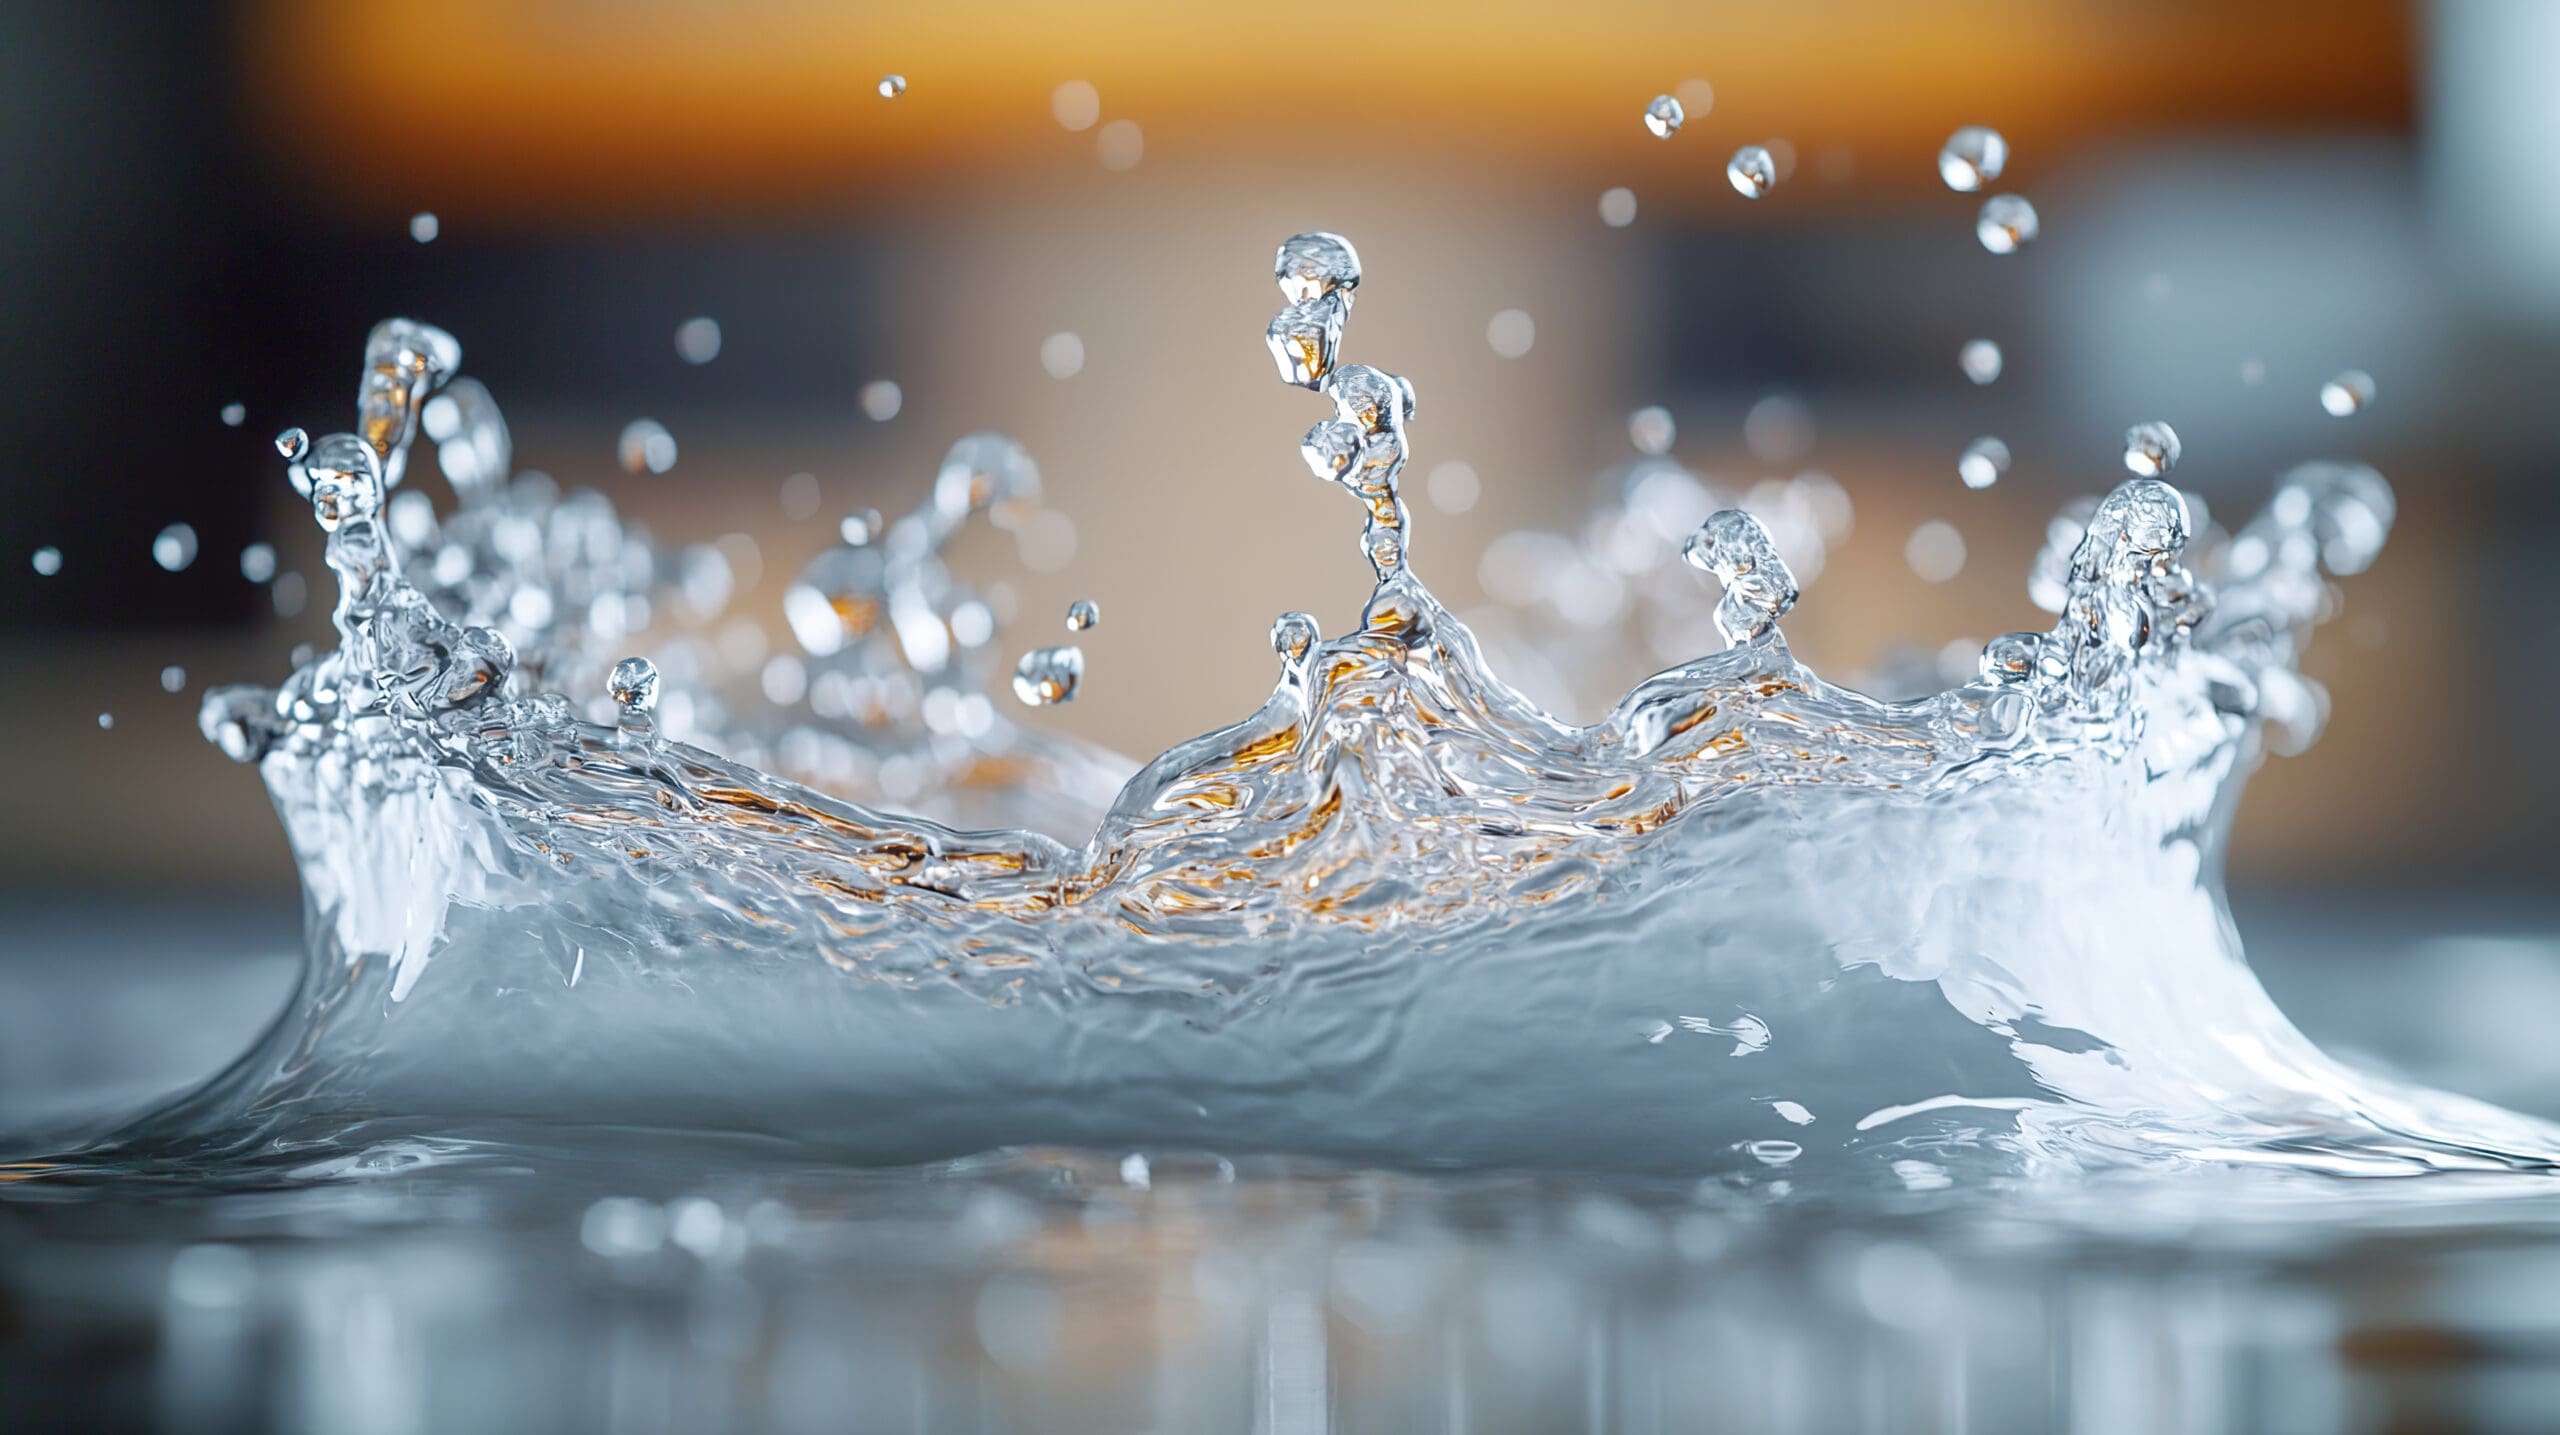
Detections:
3,0,2555,893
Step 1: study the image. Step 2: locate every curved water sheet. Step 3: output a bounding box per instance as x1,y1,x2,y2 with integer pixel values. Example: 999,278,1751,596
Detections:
10,236,2558,1199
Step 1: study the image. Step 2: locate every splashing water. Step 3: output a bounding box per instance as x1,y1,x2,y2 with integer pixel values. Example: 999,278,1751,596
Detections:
14,233,2557,1201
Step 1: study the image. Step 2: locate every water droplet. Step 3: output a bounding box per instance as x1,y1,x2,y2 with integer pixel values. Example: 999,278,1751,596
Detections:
1746,1139,1802,1167
1052,81,1100,131
1726,145,1777,199
1065,599,1100,632
1040,331,1085,379
1957,437,2010,490
859,380,903,421
675,316,722,365
1425,459,1479,514
1743,394,1813,463
1597,186,1638,228
1096,119,1143,171
1628,406,1676,456
97,712,113,730
2121,421,2182,478
1643,94,1685,139
1275,232,1360,305
220,403,246,427
31,546,61,577
239,543,276,583
1682,510,1799,644
1960,339,2003,385
779,472,821,520
271,571,306,617
1905,520,1966,583
1011,645,1084,706
1976,194,2039,254
618,419,677,475
161,664,187,693
1486,308,1536,358
153,522,200,572
2319,369,2376,417
1938,126,2008,192
608,656,661,714
877,74,906,98
409,212,439,243
274,428,309,461
1267,293,1347,389
839,507,882,546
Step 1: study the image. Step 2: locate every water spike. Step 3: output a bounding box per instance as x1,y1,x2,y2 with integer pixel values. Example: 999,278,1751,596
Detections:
1267,237,1422,593
1681,510,1798,645
608,655,660,734
356,319,462,491
297,433,386,532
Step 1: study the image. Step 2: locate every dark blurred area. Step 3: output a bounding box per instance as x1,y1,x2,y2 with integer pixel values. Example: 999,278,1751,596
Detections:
3,0,2556,899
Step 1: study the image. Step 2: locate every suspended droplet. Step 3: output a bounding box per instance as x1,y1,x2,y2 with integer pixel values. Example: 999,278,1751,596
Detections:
1905,521,1967,583
409,212,439,243
1486,308,1535,358
674,316,722,365
859,380,903,421
1052,80,1100,132
1726,145,1777,200
1275,232,1361,304
240,543,277,583
1040,331,1085,379
608,656,661,714
31,546,62,577
1937,126,2008,192
877,74,906,98
1681,510,1799,645
1425,459,1479,514
1960,339,2003,385
1957,437,2010,491
839,507,883,546
97,712,114,730
161,664,187,693
1096,119,1143,171
1643,94,1685,139
1976,195,2039,254
1597,186,1638,228
274,428,310,461
1629,406,1676,456
618,419,677,475
2121,421,2182,478
220,403,246,427
2319,369,2376,417
1065,598,1100,631
1011,645,1084,706
153,523,200,572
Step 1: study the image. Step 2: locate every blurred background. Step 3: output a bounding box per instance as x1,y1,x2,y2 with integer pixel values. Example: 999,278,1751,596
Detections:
8,0,2560,904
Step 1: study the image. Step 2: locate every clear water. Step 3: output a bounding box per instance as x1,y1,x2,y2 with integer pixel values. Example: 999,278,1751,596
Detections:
8,233,2557,1203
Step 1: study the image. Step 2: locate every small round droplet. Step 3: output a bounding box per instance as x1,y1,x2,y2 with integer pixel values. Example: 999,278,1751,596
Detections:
97,712,114,731
2121,421,2182,478
1957,437,2010,491
608,656,661,714
409,212,439,244
1598,186,1638,228
1629,406,1676,456
1727,145,1777,199
1905,521,1967,583
1275,232,1361,304
1426,459,1479,514
161,664,187,693
2319,369,2376,417
1096,119,1143,171
274,428,310,461
1486,308,1536,359
1011,645,1084,706
674,316,722,365
240,543,277,583
1064,598,1100,632
1960,339,2003,385
1040,331,1085,379
153,523,200,572
220,403,246,427
618,419,677,475
1643,94,1685,139
1976,195,2039,254
1052,81,1100,132
31,546,62,577
839,507,883,546
860,380,902,421
1938,126,2008,192
877,74,906,99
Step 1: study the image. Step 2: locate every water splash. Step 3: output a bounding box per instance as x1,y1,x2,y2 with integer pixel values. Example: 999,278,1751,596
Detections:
20,232,2557,1196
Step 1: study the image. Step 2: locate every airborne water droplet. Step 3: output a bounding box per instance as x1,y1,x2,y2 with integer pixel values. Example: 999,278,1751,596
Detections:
274,428,310,461
97,712,114,730
2319,369,2376,417
1629,406,1676,456
1064,599,1099,632
1011,645,1084,706
1976,195,2038,254
1040,332,1086,379
31,546,62,577
1726,145,1777,199
240,543,277,583
860,380,903,421
674,317,722,365
1643,94,1685,139
618,419,677,475
409,212,439,243
2122,421,2182,478
877,74,907,98
1052,81,1100,132
608,656,661,714
1598,186,1638,228
1096,119,1143,171
1937,126,2008,192
153,523,200,572
220,403,246,427
1957,437,2010,490
1905,521,1966,583
1486,309,1535,358
161,665,187,693
1960,339,2003,385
